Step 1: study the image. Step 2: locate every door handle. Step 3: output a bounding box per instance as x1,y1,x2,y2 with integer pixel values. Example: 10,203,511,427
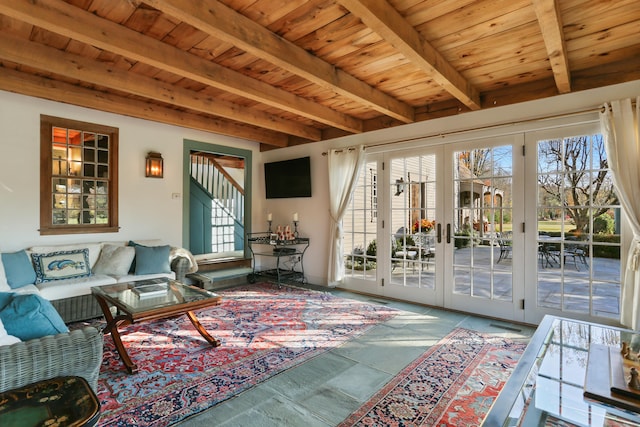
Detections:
446,223,451,244
437,223,442,243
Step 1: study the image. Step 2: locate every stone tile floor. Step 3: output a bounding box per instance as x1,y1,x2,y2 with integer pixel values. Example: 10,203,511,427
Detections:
176,283,535,427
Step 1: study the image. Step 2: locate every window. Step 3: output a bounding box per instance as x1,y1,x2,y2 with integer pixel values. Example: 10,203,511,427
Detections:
40,115,118,235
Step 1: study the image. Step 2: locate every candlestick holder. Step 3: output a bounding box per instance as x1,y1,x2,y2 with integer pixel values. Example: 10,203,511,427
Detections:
267,220,272,233
293,220,299,238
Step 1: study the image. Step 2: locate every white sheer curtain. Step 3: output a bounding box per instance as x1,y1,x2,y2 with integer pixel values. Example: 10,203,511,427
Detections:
327,145,365,286
600,96,640,329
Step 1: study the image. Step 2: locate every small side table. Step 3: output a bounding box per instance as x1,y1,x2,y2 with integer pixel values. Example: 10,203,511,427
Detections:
0,376,100,427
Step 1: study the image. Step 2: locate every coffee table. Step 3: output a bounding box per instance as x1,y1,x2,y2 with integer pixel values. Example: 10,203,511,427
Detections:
484,315,640,426
91,279,222,374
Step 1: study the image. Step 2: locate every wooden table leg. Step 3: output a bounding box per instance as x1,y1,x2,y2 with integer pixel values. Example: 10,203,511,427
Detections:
94,295,139,374
186,311,221,347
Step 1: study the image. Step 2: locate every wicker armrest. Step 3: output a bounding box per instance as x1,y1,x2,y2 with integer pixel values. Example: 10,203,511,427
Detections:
0,327,103,393
171,256,191,282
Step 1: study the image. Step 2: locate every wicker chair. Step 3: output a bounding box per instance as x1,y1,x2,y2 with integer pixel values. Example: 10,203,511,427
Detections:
0,327,103,394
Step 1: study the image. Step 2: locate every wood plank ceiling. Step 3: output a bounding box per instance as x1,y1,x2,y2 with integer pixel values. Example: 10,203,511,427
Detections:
0,0,639,150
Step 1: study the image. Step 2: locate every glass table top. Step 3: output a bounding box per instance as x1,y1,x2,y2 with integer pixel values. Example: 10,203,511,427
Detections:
91,278,220,315
486,316,640,427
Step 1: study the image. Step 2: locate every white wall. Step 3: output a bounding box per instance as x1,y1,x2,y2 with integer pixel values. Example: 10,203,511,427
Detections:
261,79,640,286
0,90,259,252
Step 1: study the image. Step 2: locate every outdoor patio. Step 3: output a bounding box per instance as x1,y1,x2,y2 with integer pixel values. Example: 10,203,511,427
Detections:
385,244,622,319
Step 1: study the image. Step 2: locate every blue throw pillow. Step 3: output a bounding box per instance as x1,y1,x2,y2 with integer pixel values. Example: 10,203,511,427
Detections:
0,294,69,340
134,245,171,275
1,250,36,288
128,240,141,273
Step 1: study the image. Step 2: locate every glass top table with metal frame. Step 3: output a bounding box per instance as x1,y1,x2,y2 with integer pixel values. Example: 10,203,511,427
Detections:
484,315,640,427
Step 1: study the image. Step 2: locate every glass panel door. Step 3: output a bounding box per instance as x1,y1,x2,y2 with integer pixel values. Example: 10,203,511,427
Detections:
445,135,524,321
525,124,623,325
385,150,442,304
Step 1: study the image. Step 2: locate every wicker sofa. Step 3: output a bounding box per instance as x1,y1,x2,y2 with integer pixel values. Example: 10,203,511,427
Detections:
0,241,197,393
0,327,103,393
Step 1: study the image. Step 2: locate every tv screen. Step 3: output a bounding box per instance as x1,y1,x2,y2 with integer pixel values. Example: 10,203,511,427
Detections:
264,156,312,199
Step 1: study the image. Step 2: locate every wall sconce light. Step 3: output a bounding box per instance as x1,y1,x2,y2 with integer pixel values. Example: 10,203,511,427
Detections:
395,178,404,196
145,152,164,178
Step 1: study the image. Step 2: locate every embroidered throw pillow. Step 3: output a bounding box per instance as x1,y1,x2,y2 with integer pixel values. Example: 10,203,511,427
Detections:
31,249,91,283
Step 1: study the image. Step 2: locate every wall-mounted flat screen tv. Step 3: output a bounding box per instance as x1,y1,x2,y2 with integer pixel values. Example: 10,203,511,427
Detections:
264,156,312,199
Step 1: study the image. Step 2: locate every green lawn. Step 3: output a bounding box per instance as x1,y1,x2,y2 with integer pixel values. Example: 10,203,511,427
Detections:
537,220,571,233
493,220,569,234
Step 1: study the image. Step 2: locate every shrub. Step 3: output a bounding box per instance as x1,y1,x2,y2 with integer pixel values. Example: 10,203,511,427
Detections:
593,213,615,234
366,239,377,257
454,228,481,248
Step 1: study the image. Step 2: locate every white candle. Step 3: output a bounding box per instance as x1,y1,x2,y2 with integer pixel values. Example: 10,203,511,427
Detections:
267,213,272,221
293,212,298,221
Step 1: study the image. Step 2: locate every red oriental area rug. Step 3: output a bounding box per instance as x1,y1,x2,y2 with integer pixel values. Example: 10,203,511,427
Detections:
91,283,397,426
339,328,527,427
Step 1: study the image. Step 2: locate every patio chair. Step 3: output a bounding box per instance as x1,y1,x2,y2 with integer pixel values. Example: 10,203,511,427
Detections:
497,232,512,263
393,228,418,272
564,236,588,270
414,232,436,270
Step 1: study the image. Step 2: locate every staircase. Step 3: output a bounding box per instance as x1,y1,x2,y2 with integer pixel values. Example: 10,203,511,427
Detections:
191,154,244,225
189,152,252,289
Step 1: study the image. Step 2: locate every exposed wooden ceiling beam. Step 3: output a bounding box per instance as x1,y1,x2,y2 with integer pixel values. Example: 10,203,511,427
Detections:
146,0,415,124
0,33,320,142
532,0,571,93
337,0,481,111
0,0,363,134
0,66,289,147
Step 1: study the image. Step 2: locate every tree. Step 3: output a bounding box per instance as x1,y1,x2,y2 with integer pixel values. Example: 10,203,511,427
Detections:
537,135,617,233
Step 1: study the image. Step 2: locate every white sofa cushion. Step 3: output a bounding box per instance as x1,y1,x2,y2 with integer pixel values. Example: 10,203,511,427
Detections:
8,284,40,296
0,260,8,291
37,274,117,301
0,318,20,346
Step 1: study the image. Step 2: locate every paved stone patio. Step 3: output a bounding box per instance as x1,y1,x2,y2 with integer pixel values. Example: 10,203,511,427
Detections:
388,245,622,319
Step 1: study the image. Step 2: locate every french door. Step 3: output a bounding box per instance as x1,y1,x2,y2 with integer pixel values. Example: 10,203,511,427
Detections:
343,137,524,319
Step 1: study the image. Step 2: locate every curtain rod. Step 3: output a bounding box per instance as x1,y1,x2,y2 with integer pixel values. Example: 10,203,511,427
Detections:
321,146,361,156
321,103,634,156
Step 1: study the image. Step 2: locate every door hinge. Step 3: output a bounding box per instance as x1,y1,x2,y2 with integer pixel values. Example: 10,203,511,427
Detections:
382,161,385,171
382,220,385,229
522,145,526,156
381,278,385,287
520,299,525,310
521,222,525,233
